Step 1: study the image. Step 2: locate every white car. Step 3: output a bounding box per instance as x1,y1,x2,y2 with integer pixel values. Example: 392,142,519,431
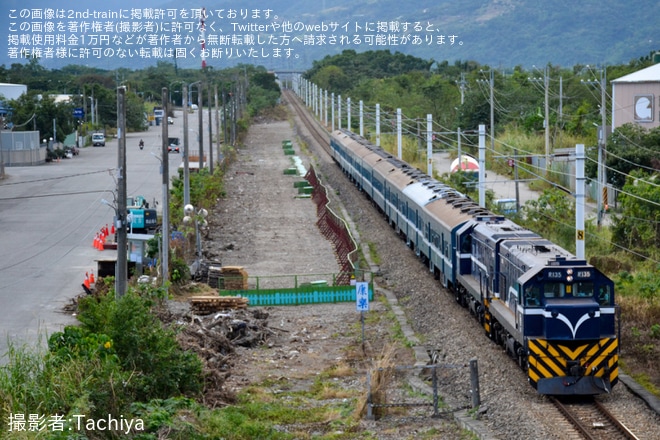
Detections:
167,117,174,125
91,133,105,146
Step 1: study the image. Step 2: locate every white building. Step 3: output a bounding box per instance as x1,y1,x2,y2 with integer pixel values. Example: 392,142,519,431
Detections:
0,83,27,101
611,63,660,130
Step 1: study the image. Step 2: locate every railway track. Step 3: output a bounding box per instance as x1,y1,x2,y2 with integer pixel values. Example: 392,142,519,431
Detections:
550,397,640,440
284,89,332,157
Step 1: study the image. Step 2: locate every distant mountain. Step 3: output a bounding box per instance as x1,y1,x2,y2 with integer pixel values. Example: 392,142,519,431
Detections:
2,0,658,71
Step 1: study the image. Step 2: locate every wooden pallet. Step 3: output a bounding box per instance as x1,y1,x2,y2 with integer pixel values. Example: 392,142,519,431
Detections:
189,295,249,313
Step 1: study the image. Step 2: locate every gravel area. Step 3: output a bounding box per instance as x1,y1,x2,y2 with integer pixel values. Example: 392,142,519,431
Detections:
197,105,660,439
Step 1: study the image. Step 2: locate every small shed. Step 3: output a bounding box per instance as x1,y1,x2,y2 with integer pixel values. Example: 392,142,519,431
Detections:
450,155,479,173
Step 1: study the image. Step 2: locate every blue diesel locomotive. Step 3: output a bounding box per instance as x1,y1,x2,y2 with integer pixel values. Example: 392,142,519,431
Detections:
330,129,618,395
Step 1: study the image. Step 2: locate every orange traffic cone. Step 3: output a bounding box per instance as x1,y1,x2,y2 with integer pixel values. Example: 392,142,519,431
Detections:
89,271,95,284
93,234,99,249
111,224,115,235
83,273,90,289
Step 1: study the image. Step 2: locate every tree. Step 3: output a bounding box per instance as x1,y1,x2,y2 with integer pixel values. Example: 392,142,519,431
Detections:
589,123,660,190
611,170,660,261
519,188,576,249
311,65,350,94
8,91,75,142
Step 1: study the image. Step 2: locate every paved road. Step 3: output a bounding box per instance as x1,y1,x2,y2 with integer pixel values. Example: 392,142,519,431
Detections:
0,107,213,359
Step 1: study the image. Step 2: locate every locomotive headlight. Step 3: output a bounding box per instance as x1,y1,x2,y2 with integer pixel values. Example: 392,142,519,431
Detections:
566,275,573,282
566,269,573,275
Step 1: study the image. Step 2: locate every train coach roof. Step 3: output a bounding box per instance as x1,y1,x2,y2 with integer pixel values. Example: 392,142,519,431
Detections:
362,148,393,168
372,158,421,190
333,130,375,158
403,179,473,207
424,197,480,229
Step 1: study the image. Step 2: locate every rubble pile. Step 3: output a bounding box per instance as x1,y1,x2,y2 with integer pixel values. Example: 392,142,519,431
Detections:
164,306,275,407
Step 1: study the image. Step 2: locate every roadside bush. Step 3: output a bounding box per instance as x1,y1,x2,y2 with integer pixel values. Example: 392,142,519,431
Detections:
76,290,203,401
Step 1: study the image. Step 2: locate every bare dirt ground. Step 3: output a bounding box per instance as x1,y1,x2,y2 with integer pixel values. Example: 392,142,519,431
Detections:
166,118,466,437
165,103,660,439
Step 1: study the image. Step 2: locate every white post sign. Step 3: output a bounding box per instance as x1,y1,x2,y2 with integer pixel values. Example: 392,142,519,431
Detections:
356,281,369,312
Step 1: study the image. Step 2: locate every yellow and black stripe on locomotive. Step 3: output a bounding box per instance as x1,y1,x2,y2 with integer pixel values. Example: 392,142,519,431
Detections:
528,337,619,395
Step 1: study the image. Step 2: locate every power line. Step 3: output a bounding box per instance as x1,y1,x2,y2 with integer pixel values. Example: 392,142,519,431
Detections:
0,168,115,186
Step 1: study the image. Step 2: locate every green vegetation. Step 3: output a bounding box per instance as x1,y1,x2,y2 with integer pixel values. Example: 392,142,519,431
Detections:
0,285,203,438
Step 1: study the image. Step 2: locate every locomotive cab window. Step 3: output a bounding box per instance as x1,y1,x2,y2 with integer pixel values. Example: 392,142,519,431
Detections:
573,281,594,298
543,283,565,298
598,285,612,305
524,285,541,306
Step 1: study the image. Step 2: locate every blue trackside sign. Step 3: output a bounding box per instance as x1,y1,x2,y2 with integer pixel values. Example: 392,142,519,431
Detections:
356,282,369,312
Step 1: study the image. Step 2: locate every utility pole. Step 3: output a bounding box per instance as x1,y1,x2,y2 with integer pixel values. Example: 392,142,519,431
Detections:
478,70,495,153
514,148,520,212
0,116,5,179
116,87,128,298
599,68,608,228
529,66,550,172
222,86,228,147
198,82,204,166
489,70,495,153
214,84,220,160
183,84,190,206
457,72,467,105
583,68,608,228
161,87,170,292
208,85,213,174
544,66,550,172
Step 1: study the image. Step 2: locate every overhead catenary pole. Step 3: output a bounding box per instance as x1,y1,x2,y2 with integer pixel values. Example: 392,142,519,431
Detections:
575,144,586,259
426,114,433,176
359,100,364,137
397,108,402,159
376,103,380,146
457,127,462,170
115,87,128,298
478,124,486,208
331,92,335,132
